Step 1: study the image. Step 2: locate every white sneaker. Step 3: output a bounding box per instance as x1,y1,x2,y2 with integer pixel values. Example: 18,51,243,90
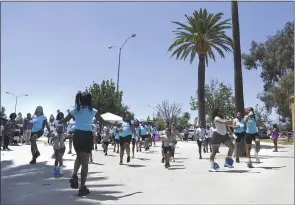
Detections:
224,162,234,168
209,167,218,172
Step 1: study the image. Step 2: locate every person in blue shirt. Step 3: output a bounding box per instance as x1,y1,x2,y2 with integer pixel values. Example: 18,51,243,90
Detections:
112,123,120,153
244,107,260,168
59,91,115,197
131,120,140,158
118,113,136,165
139,122,148,152
30,106,51,165
232,112,245,163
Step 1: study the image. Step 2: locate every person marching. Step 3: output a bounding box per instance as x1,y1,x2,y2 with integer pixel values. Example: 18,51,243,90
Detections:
102,126,111,156
159,122,174,168
244,107,260,168
48,114,56,145
30,106,51,164
92,119,99,151
67,118,76,154
23,113,32,145
3,113,17,150
52,113,66,177
112,123,120,153
139,122,149,151
195,125,205,159
271,124,279,152
59,91,114,196
118,113,136,165
204,125,212,153
209,109,235,172
151,124,157,146
232,112,245,163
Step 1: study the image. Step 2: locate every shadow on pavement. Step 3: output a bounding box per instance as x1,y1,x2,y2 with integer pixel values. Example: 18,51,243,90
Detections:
1,160,142,205
217,170,261,174
255,166,286,170
125,164,147,168
260,144,285,150
136,157,151,161
169,167,186,170
257,155,294,159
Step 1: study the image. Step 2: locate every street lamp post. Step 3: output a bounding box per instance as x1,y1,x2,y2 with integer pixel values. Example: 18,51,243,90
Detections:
6,92,28,113
148,105,155,119
108,34,136,92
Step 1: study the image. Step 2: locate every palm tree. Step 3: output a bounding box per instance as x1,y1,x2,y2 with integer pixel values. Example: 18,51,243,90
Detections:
231,1,245,117
168,9,232,128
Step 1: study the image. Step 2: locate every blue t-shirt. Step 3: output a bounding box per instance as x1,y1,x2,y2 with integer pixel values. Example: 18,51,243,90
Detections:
113,127,120,139
140,125,147,136
31,115,47,132
70,107,97,131
246,116,258,134
119,121,132,137
135,127,140,136
234,119,245,133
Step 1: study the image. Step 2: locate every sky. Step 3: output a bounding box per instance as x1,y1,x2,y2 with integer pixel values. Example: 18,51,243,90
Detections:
1,2,294,122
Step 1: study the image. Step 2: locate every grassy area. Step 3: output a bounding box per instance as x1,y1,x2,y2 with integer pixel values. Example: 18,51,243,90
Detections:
261,138,294,145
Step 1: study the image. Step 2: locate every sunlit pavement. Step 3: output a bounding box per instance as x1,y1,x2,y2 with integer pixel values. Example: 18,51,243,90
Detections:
1,137,294,205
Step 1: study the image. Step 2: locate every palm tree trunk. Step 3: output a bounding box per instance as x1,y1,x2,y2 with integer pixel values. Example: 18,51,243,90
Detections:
232,1,246,157
198,54,206,128
232,1,245,116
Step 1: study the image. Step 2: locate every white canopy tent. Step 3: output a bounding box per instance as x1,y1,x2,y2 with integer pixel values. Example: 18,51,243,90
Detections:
100,112,123,123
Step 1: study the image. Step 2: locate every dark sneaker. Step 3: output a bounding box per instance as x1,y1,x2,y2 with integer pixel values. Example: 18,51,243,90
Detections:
165,163,169,168
105,152,107,156
95,145,97,150
69,175,79,189
127,156,130,163
36,151,40,158
29,158,36,164
119,160,123,165
199,156,202,159
236,158,240,163
167,163,170,168
247,162,254,168
68,151,72,154
161,158,164,163
78,186,90,197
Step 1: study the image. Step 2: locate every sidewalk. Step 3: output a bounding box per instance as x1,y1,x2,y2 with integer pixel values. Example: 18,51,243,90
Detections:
1,137,294,205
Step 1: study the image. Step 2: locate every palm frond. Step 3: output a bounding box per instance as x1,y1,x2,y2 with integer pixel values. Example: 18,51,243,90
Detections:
168,8,232,66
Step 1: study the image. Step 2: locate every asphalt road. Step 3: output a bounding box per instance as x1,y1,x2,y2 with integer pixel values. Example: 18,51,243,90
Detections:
1,137,294,205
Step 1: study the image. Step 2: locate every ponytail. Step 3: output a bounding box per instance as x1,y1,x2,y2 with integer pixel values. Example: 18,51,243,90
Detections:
75,91,82,111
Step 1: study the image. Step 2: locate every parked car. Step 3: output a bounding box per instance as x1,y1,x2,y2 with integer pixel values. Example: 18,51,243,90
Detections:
258,126,268,139
180,129,195,140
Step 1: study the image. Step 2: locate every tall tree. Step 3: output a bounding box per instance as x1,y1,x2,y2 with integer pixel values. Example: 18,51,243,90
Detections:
242,22,294,121
88,79,134,118
231,1,245,116
190,79,236,122
168,9,232,128
156,100,182,123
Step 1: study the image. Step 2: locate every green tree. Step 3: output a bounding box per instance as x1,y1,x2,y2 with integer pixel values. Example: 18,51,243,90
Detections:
242,22,294,121
190,79,236,122
16,112,24,124
254,104,271,126
88,79,134,118
231,1,245,116
168,8,232,128
147,116,151,122
177,112,191,130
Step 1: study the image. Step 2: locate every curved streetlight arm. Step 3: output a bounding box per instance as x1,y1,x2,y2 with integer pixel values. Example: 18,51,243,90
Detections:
120,37,132,49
